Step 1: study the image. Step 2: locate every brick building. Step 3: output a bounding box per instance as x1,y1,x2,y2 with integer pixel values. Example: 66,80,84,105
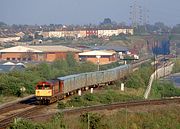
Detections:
79,50,117,65
0,45,81,62
86,29,98,37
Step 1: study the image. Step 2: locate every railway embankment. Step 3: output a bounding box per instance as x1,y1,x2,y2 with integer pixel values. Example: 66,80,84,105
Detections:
144,62,174,99
0,95,35,110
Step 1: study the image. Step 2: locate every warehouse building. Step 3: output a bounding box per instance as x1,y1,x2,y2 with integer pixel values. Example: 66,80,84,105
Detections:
79,50,117,64
0,45,81,62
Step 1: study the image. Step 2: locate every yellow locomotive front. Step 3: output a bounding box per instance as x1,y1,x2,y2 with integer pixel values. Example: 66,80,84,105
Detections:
35,81,52,104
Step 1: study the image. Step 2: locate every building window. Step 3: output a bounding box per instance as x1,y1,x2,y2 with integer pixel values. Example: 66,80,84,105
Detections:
28,58,31,61
12,58,16,60
23,58,26,61
17,58,21,60
7,58,10,60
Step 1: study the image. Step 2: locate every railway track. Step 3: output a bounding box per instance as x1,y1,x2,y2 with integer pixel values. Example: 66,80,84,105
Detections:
0,104,45,129
19,98,180,122
1,98,179,128
0,96,45,129
61,98,180,115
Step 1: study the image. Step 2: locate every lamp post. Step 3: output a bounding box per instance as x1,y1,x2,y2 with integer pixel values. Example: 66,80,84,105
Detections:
96,55,101,71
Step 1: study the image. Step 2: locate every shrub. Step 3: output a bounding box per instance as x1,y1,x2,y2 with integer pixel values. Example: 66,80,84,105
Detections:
9,118,45,129
58,101,66,109
151,80,180,98
80,113,103,129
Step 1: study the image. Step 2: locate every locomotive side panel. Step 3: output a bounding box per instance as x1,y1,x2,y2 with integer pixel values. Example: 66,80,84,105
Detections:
53,81,60,95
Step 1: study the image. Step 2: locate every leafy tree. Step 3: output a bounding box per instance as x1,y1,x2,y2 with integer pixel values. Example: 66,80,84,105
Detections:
0,21,7,28
36,63,52,79
66,53,77,67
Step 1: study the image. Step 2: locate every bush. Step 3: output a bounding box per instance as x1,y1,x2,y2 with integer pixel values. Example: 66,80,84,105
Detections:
173,59,180,73
58,101,66,109
151,80,180,98
125,64,153,89
9,118,45,129
80,113,103,129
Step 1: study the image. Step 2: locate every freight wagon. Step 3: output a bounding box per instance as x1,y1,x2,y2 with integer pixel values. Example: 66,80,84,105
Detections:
35,64,131,104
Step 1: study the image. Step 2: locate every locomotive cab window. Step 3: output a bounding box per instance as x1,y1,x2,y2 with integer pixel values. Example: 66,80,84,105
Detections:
44,85,51,89
37,85,43,89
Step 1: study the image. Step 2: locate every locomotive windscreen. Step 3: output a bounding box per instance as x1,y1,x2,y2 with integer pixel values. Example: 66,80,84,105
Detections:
37,85,43,89
36,85,51,89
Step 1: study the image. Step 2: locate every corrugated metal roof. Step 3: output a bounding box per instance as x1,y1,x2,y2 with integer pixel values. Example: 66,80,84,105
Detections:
0,45,81,53
57,73,84,80
93,46,128,52
0,46,42,53
28,45,81,52
79,50,116,56
0,65,25,73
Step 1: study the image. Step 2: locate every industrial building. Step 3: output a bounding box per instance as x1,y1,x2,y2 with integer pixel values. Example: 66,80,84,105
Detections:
79,50,117,64
0,45,81,62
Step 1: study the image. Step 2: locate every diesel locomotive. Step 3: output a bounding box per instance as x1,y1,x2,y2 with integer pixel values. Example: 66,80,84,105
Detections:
35,64,131,104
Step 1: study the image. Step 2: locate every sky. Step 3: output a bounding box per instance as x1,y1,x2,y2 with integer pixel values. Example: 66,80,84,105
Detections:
0,0,180,26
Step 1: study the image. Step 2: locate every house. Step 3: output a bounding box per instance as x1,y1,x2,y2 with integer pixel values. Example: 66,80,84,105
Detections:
86,29,98,37
0,45,81,62
98,29,119,37
79,50,117,65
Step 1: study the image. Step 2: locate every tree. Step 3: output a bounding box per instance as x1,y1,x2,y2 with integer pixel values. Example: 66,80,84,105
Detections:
0,21,7,28
102,18,112,25
66,53,77,67
37,63,52,79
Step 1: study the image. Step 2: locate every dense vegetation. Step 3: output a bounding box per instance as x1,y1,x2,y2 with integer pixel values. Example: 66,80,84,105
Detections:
9,105,180,129
172,59,180,73
150,80,180,98
0,53,96,98
125,63,153,89
58,89,142,109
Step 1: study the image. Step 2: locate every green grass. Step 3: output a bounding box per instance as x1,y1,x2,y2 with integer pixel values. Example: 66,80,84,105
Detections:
58,86,144,109
150,80,180,99
9,105,180,129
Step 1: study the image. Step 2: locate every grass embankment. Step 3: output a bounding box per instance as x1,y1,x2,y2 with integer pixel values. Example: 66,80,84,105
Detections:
149,58,180,99
172,58,180,73
150,80,180,99
58,87,144,109
9,104,180,129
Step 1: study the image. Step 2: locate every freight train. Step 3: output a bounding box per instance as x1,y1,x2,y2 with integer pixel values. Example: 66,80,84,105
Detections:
35,58,151,104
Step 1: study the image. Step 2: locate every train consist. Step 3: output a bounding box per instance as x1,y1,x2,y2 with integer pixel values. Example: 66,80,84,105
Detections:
35,58,150,104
